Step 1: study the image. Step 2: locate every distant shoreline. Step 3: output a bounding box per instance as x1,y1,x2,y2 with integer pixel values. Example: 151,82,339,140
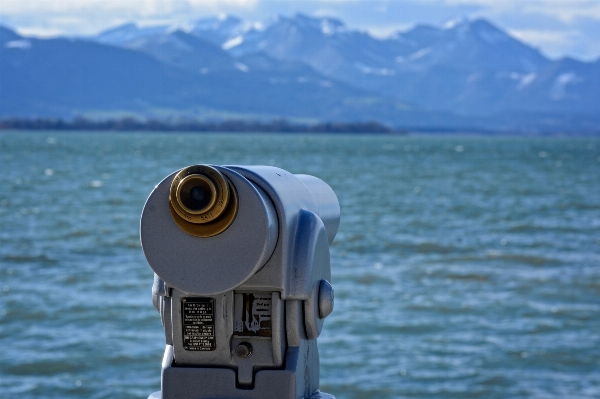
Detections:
2,118,599,136
0,117,403,134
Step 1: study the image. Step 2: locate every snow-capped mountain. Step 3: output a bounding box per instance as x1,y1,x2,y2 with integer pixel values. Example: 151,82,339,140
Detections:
206,14,568,115
503,56,600,115
394,18,548,72
100,13,595,120
1,14,598,131
94,15,247,48
223,14,412,77
115,29,238,73
94,23,171,46
187,15,247,47
1,25,400,123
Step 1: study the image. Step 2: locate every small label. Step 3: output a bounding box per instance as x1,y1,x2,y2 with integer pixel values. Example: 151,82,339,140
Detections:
182,297,216,351
234,292,272,337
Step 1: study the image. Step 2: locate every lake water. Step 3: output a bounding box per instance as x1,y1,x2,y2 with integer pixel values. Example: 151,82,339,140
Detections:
1,132,599,399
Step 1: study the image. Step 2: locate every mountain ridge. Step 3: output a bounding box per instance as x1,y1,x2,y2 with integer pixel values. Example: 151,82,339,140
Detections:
89,14,600,125
1,14,599,132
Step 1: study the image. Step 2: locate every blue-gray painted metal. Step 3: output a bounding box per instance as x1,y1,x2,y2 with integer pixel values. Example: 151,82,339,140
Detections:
141,165,339,399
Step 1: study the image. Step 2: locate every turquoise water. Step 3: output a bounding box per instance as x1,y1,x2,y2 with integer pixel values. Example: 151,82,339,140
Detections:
1,132,599,399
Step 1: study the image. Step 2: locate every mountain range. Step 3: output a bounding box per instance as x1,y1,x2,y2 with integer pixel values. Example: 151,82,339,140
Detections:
2,14,599,132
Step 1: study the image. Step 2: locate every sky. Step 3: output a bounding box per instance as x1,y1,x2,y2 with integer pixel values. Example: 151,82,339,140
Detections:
1,0,599,61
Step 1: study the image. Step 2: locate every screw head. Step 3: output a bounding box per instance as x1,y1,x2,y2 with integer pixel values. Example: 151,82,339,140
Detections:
234,342,252,358
318,279,334,319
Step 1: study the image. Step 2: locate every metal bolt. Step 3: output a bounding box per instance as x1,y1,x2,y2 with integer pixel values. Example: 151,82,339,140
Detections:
234,342,252,358
318,280,334,319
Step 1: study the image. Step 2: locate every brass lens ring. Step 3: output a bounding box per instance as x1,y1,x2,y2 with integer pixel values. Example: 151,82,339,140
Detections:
169,165,238,237
175,174,217,215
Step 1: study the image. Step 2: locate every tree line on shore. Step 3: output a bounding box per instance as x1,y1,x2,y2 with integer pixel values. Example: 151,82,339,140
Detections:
0,117,400,134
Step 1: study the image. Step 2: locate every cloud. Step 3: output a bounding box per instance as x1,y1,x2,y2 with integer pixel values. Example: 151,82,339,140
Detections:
445,0,600,22
510,29,576,45
522,1,600,23
1,0,258,35
510,28,600,60
1,0,257,13
509,29,579,56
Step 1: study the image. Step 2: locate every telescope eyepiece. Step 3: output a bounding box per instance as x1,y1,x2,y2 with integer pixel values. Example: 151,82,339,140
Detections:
169,165,238,237
176,174,216,214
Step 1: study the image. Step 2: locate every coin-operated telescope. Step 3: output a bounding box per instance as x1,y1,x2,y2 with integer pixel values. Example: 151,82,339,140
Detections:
141,165,339,399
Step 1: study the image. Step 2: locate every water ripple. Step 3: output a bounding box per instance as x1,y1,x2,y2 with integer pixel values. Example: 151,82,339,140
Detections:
1,132,599,399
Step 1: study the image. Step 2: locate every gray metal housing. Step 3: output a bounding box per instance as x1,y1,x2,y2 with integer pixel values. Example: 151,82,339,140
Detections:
141,165,339,399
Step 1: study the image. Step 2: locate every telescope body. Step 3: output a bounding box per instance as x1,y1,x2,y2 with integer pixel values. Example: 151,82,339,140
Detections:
141,165,339,399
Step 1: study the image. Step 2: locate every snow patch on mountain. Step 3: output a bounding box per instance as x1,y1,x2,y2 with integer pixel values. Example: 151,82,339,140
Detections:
252,21,267,32
234,62,249,72
408,47,431,61
222,35,244,50
551,72,582,100
443,17,467,30
518,73,537,90
5,39,31,49
356,63,396,76
321,19,340,36
96,23,168,45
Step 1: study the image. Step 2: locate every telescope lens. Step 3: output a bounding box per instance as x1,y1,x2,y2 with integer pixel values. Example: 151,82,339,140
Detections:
182,184,211,211
190,186,206,202
177,175,217,214
169,165,237,236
